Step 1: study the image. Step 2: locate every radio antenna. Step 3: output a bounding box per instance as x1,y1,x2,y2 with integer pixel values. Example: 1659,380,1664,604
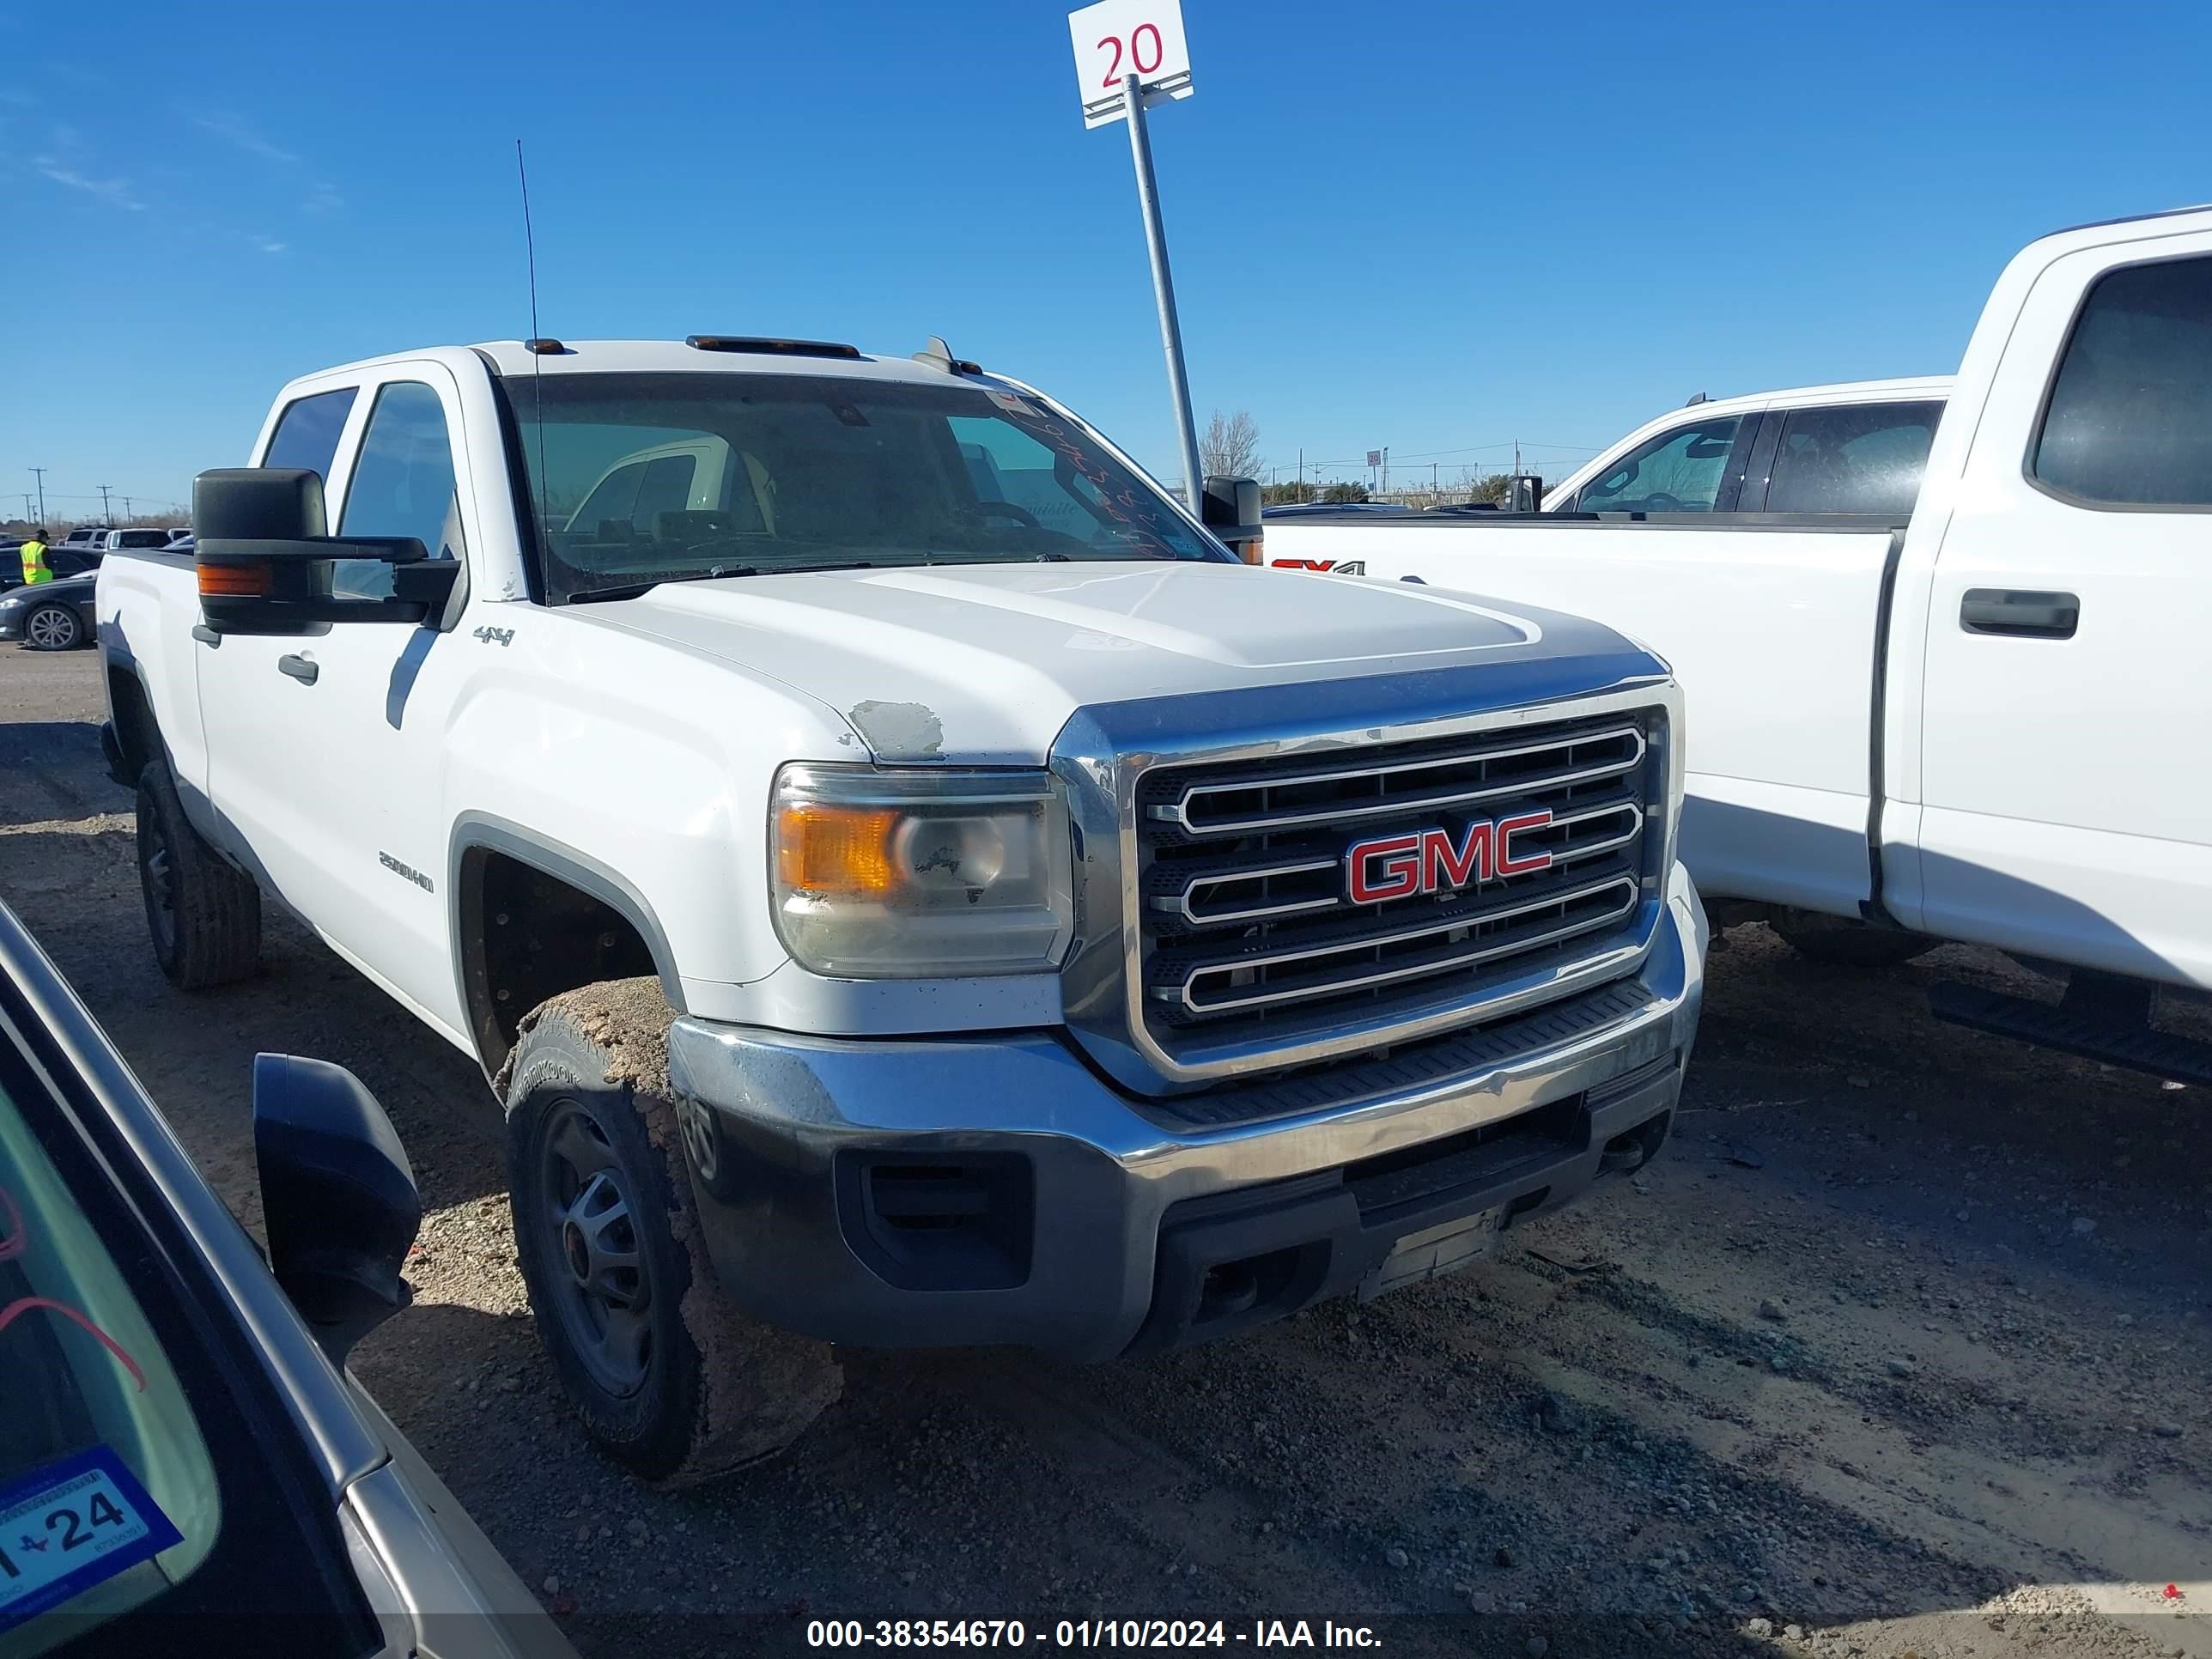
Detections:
515,140,551,544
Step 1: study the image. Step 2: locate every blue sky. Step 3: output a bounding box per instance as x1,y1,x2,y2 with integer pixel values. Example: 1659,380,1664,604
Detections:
4,0,2210,523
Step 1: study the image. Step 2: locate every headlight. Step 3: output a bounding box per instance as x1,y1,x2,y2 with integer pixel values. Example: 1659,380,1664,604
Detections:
770,764,1073,977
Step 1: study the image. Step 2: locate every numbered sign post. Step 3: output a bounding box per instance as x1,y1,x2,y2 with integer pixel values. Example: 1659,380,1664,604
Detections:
1069,0,1204,509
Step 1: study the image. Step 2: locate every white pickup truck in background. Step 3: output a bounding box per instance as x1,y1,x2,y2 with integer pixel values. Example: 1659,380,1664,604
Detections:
95,334,1705,1481
1264,206,2212,1082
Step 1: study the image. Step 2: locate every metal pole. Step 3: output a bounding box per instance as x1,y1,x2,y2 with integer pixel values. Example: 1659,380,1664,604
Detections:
97,484,112,524
29,468,45,526
1121,74,1203,510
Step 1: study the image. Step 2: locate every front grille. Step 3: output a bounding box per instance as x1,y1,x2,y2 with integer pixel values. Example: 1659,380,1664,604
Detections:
1131,708,1665,1064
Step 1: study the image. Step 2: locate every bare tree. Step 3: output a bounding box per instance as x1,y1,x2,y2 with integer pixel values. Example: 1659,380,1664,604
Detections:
1199,410,1262,480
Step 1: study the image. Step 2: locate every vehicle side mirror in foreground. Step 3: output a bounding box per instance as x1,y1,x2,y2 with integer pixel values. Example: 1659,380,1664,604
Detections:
252,1053,422,1365
192,467,456,635
1202,475,1263,564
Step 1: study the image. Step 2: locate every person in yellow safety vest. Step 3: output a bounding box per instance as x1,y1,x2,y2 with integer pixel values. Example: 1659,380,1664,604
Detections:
18,532,52,586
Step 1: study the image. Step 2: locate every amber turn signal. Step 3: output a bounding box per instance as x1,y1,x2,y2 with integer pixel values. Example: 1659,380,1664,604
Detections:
775,804,899,896
198,562,272,598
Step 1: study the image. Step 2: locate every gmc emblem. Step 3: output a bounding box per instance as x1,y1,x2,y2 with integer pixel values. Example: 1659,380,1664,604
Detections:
1345,811,1554,904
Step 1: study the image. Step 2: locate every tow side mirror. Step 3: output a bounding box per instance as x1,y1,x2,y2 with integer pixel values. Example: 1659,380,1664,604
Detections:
1506,474,1545,513
193,467,454,635
252,1053,422,1365
1201,475,1263,564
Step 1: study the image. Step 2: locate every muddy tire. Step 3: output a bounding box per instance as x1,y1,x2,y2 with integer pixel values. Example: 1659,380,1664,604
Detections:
136,761,261,989
1770,910,1936,969
501,979,842,1485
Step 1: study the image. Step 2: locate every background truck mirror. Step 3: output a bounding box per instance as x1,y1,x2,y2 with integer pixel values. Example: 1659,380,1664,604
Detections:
252,1053,422,1365
1201,475,1263,563
1507,474,1545,513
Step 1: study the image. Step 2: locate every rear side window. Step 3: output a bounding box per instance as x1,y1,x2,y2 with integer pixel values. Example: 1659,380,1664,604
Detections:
1575,416,1742,513
2033,254,2212,507
335,381,462,599
258,387,357,482
1764,401,1943,516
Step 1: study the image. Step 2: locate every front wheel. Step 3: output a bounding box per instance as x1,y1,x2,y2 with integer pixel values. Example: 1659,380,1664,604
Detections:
1770,909,1937,969
503,981,842,1484
22,603,82,651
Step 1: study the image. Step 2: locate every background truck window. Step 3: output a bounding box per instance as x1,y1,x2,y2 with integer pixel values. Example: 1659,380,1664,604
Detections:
1575,416,1742,513
258,386,358,482
334,381,463,599
1764,401,1944,516
2033,253,2212,507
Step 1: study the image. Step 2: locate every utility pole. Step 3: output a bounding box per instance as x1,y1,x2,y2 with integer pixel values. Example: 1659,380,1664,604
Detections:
29,467,46,527
1297,447,1304,487
121,495,134,520
97,484,112,525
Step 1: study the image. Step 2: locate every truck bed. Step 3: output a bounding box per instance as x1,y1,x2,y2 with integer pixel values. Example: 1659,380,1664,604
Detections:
1260,512,1911,917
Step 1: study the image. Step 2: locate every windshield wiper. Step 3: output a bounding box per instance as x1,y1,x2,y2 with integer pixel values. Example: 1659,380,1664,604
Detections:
564,561,893,603
565,566,760,604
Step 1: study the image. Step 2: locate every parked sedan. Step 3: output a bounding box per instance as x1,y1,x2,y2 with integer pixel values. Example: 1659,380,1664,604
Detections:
0,896,577,1657
0,574,97,650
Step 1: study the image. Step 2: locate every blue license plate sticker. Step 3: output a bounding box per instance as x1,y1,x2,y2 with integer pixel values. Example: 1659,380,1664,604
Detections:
0,1444,185,1635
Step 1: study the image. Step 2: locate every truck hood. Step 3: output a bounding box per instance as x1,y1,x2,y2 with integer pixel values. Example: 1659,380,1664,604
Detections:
575,561,1651,763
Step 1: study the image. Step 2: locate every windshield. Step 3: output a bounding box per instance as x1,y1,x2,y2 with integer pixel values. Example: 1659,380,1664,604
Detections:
504,371,1224,602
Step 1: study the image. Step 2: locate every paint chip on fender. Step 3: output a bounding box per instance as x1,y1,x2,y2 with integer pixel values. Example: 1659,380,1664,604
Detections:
848,700,944,759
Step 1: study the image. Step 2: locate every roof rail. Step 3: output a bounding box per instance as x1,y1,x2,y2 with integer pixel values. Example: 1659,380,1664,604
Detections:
685,336,862,360
913,336,981,375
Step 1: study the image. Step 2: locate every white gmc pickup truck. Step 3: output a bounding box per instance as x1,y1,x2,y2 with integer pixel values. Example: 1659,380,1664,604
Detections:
1262,207,2212,1083
94,335,1705,1480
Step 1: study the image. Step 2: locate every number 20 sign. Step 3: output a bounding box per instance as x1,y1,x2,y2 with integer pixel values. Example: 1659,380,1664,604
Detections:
1068,0,1194,129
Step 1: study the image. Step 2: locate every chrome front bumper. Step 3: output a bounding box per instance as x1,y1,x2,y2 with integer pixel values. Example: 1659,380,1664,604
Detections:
665,864,1706,1361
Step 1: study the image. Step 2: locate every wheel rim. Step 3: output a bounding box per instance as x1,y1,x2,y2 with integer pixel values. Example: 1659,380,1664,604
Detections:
27,607,75,648
538,1098,654,1396
139,810,177,957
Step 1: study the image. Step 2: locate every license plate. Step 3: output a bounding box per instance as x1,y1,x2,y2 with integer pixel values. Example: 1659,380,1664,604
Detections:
1358,1206,1505,1302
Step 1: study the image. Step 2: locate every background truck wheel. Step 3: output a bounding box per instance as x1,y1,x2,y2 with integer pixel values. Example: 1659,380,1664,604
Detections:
1770,909,1937,969
136,761,262,989
501,979,842,1484
22,602,82,651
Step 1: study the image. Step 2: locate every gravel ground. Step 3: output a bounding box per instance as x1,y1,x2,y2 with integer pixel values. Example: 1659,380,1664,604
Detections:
3,642,2207,1658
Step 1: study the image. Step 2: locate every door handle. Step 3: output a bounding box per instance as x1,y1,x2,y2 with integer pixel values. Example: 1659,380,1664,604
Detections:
277,653,319,685
1960,588,2079,639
